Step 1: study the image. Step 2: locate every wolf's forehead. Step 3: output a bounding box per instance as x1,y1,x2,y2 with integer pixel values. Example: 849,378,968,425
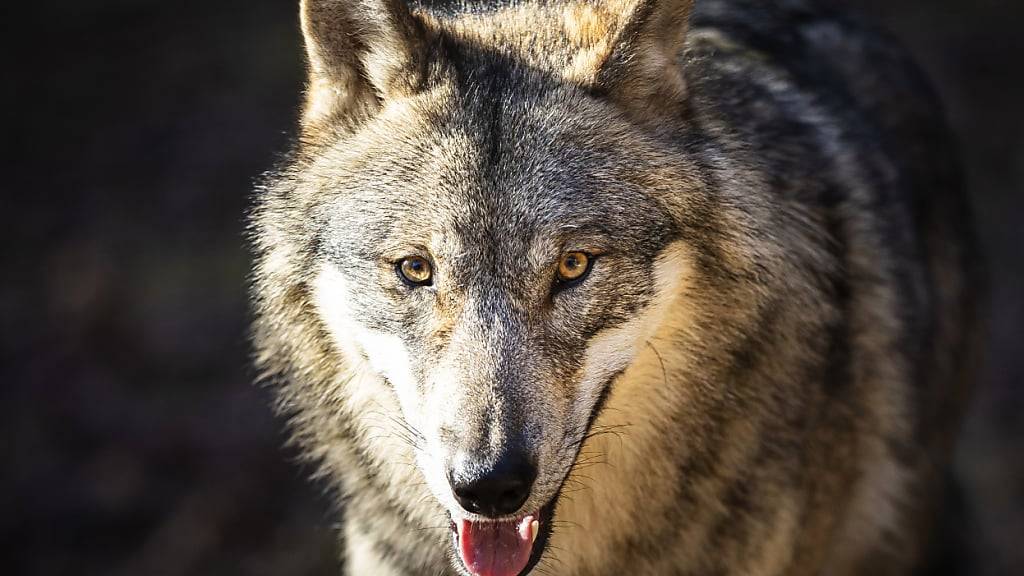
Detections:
323,77,674,265
372,101,606,223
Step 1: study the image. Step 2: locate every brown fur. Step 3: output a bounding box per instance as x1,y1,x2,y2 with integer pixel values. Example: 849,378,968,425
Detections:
250,1,980,574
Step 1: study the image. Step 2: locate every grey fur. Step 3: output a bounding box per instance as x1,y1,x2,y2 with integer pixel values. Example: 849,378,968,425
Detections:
249,1,980,574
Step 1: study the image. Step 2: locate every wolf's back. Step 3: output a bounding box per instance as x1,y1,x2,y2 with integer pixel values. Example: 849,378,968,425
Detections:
693,0,978,445
685,0,979,571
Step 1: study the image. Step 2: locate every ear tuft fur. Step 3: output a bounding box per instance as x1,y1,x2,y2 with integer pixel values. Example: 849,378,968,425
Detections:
300,0,430,135
588,0,694,121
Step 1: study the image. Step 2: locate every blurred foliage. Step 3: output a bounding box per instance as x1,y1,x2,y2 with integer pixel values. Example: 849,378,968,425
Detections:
5,1,1021,575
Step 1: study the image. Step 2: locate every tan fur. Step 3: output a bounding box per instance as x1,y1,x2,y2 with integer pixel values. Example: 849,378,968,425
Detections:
251,1,979,575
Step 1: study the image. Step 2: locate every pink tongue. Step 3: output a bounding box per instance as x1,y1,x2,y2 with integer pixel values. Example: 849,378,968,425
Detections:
457,515,536,576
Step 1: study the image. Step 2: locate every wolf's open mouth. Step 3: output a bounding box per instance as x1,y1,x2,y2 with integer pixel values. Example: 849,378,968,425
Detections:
454,513,537,576
449,500,556,576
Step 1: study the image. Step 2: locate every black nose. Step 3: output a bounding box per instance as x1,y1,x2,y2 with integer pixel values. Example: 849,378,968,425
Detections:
449,449,537,517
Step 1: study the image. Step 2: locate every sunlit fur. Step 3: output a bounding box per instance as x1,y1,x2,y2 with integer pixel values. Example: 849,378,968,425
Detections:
249,1,981,575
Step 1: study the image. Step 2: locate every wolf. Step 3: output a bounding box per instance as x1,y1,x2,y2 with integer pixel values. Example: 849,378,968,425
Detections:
249,0,980,574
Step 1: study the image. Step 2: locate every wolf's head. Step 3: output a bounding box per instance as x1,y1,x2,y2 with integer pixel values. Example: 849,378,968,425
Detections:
252,1,779,575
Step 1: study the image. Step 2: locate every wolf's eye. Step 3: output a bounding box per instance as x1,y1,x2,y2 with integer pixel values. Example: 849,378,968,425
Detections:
398,256,433,286
556,252,592,284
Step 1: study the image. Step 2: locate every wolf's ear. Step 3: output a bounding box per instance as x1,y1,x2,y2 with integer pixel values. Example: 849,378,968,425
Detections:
590,0,693,120
300,0,430,134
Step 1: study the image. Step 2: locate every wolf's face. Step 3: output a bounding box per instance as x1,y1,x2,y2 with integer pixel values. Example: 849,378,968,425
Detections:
277,1,704,574
309,71,696,569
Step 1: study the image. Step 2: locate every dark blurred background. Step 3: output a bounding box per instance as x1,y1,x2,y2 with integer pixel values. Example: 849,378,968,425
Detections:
5,1,1021,574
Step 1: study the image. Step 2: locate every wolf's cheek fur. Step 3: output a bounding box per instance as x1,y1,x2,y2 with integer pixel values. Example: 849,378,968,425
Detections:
312,265,425,428
572,242,691,423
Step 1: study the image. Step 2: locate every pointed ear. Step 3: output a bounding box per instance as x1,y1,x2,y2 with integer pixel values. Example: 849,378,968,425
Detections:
593,0,694,120
299,0,430,133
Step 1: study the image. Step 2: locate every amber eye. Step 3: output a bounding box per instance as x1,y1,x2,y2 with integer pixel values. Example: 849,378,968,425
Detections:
398,256,433,286
556,251,591,283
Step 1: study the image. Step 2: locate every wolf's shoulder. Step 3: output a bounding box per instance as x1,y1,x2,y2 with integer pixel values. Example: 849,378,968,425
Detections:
690,0,945,131
689,0,957,213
